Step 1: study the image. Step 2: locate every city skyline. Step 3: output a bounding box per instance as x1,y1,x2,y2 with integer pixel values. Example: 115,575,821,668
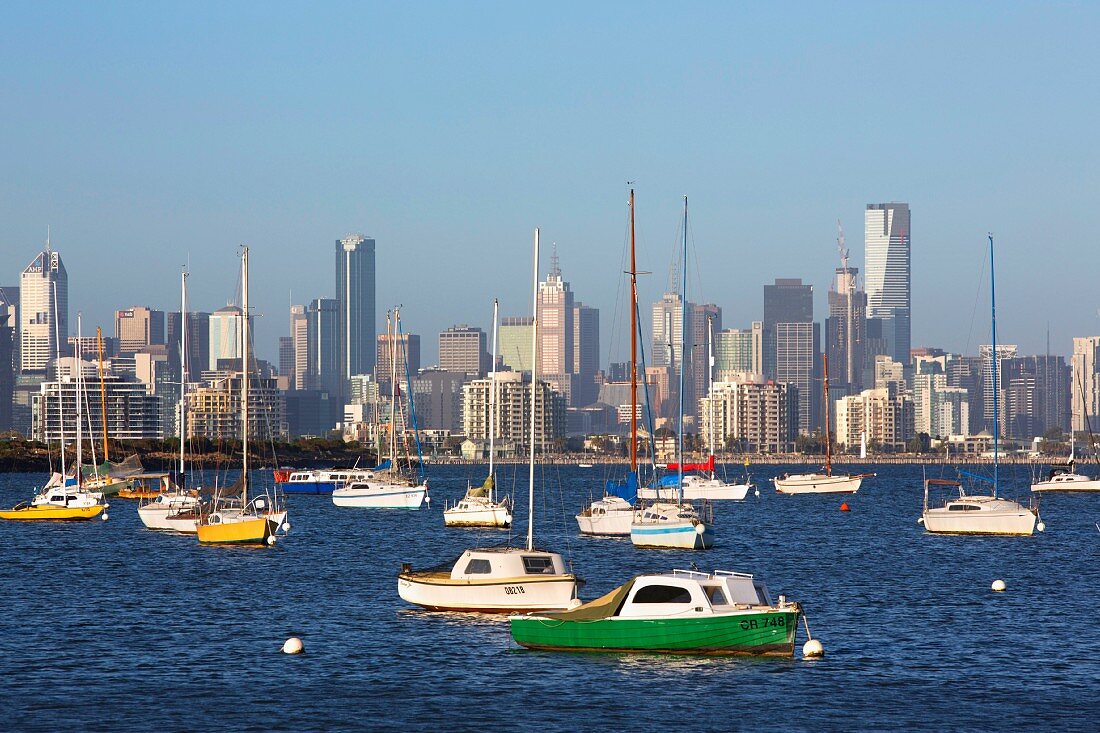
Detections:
1,5,1098,365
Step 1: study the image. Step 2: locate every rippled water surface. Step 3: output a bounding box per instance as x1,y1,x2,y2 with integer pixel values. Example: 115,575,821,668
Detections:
1,463,1097,731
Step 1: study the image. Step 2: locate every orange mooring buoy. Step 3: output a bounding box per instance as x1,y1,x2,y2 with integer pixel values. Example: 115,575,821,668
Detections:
840,502,851,512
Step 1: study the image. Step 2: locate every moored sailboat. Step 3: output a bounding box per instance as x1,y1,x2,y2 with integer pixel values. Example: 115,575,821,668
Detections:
444,298,512,528
398,228,580,612
774,353,874,495
921,235,1038,536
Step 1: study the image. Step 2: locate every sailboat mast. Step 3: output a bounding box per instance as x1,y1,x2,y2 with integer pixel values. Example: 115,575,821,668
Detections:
527,228,540,552
96,327,108,463
629,189,638,473
52,280,66,477
390,309,399,466
180,269,188,477
989,234,999,497
823,352,832,475
677,196,688,505
488,298,499,496
76,315,83,487
708,314,715,466
241,246,250,503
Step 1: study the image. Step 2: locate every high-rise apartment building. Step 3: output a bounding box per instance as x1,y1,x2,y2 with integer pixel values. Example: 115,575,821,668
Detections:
1000,355,1070,439
980,344,1018,434
20,247,67,373
336,234,376,379
1071,337,1100,433
715,327,757,380
439,325,489,377
461,371,565,450
651,293,717,425
699,376,797,453
115,307,165,354
865,203,911,365
834,384,913,452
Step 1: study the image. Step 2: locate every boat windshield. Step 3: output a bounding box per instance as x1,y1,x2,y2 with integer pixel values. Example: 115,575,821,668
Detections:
522,556,556,574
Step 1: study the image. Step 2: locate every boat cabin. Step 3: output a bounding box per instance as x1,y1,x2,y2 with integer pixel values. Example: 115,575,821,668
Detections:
448,548,568,581
572,570,777,620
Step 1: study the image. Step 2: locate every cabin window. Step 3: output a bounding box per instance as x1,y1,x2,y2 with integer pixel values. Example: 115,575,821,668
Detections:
633,585,692,604
948,504,980,511
463,559,492,574
522,556,556,574
704,586,728,605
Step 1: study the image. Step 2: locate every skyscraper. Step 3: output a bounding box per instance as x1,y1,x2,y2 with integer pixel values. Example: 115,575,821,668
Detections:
208,306,246,372
439,325,489,376
762,278,813,381
307,298,341,397
115,307,166,354
865,203,911,365
776,321,820,434
572,303,600,407
335,234,376,380
20,247,67,373
1071,336,1100,433
289,304,309,390
167,311,210,382
0,286,19,373
980,344,1017,434
825,266,867,395
377,330,421,385
536,252,577,405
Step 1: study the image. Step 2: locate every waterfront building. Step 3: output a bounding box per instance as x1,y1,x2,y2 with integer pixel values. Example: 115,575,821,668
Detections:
186,372,287,440
826,266,867,395
1071,336,1100,434
32,369,163,441
114,307,165,354
698,376,797,454
834,384,913,452
439,325,489,377
914,368,970,439
336,233,377,378
20,247,67,373
498,317,533,373
461,370,565,451
864,203,911,364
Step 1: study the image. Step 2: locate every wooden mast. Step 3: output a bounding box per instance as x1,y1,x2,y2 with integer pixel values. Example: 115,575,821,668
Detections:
96,327,109,464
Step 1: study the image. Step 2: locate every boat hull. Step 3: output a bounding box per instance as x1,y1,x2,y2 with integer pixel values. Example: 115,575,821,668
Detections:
922,508,1036,536
196,516,277,545
397,573,579,613
1031,479,1100,493
510,609,799,656
443,506,512,527
774,474,862,495
576,512,633,536
637,483,750,501
630,521,714,550
0,504,106,521
277,480,339,495
333,483,426,509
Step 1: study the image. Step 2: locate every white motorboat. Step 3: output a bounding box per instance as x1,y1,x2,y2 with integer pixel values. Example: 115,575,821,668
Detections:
575,495,635,536
398,548,580,612
138,491,202,531
398,229,579,612
1031,468,1100,493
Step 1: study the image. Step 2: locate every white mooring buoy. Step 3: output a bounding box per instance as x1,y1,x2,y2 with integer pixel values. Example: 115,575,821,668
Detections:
101,513,109,521
803,639,824,658
1036,521,1046,533
267,535,277,546
991,579,1006,592
282,637,304,654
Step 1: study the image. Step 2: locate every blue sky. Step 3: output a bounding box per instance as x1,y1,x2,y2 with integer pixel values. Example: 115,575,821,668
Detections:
1,2,1097,364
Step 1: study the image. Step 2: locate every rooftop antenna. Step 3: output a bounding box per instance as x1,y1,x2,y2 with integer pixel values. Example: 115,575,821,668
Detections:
550,243,561,278
836,219,849,271
46,225,51,253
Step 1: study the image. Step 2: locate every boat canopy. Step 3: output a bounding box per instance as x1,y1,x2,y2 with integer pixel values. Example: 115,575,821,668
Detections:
373,459,392,471
664,455,715,473
605,472,639,503
539,579,637,621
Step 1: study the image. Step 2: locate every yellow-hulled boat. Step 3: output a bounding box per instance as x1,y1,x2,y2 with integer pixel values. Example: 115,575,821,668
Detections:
0,502,106,521
196,512,276,545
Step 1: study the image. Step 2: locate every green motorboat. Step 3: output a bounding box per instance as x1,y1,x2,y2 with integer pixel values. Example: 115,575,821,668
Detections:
510,569,801,656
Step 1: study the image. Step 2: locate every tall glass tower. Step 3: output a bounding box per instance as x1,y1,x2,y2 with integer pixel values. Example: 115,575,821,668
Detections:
335,234,376,382
20,246,68,373
864,203,911,365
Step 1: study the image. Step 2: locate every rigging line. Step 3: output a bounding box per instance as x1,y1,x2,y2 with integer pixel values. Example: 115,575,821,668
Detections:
962,247,988,357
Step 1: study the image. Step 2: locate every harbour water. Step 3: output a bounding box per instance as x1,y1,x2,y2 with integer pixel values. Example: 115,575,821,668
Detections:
1,463,1097,731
